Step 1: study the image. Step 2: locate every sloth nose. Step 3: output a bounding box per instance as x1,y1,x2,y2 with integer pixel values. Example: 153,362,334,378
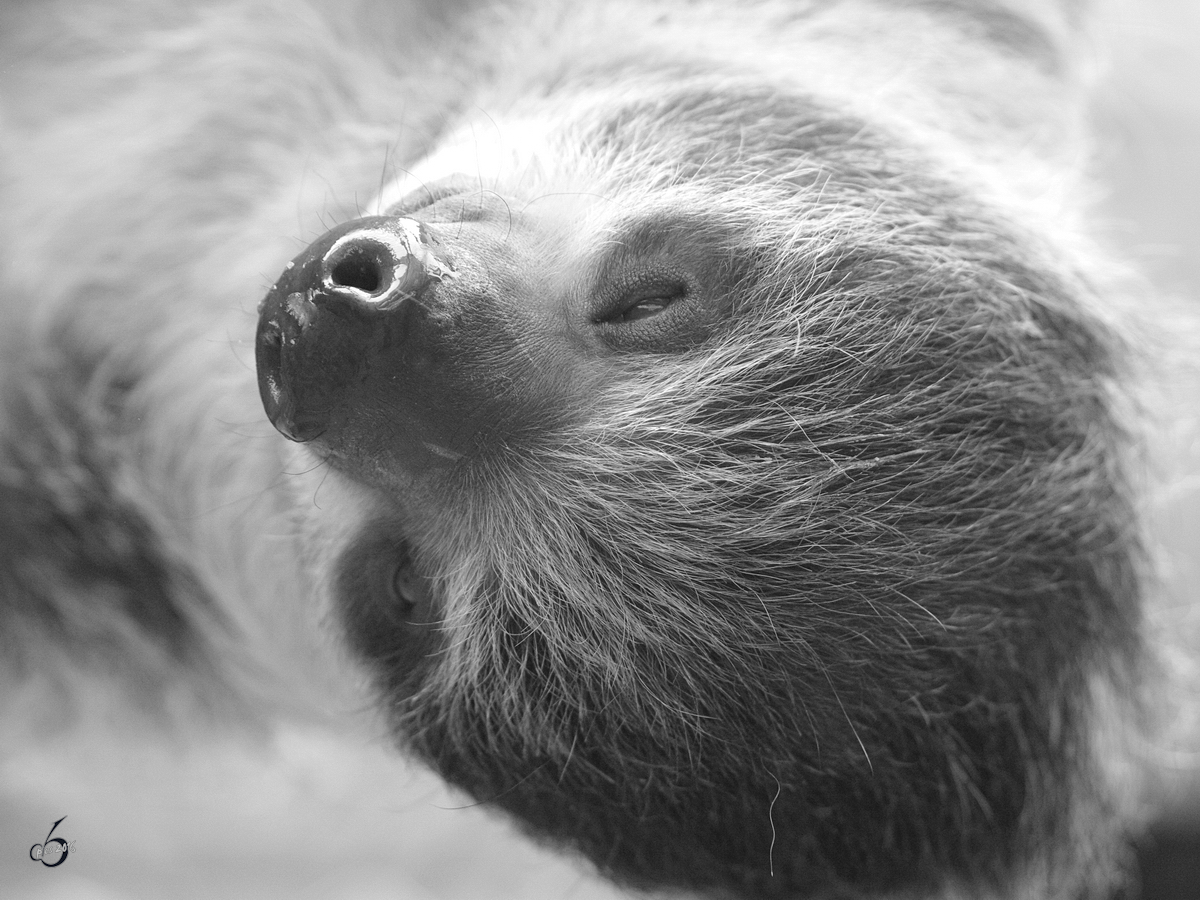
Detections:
255,215,455,442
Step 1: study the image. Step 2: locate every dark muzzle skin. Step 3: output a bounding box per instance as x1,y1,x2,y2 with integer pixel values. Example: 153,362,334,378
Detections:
255,215,470,473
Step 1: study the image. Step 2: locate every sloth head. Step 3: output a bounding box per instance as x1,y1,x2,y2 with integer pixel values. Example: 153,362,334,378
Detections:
256,86,1141,898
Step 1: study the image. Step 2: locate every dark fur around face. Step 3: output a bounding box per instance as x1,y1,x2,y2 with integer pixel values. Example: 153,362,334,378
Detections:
1,1,1190,899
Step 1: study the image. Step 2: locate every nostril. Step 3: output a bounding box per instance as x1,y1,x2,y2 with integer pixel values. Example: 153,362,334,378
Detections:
311,218,454,312
325,241,393,295
255,299,304,441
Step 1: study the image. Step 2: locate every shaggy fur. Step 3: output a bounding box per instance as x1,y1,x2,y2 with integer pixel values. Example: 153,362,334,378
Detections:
1,1,1196,899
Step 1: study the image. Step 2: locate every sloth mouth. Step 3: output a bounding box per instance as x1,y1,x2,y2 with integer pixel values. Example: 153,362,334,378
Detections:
338,527,444,699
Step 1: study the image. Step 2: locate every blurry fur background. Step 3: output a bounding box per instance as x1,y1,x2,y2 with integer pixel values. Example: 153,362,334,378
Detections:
1,0,1198,898
1096,1,1200,896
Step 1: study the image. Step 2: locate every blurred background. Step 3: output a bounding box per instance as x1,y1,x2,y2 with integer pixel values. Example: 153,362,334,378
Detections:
2,1,1198,898
1098,1,1200,897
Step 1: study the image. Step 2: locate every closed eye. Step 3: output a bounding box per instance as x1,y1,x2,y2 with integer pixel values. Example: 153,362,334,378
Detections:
595,273,690,324
611,294,676,322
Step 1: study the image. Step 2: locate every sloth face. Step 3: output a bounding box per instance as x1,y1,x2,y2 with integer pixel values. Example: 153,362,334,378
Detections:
257,87,1141,898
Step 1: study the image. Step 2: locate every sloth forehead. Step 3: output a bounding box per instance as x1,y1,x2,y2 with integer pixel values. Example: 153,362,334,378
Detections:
583,85,875,161
374,85,895,216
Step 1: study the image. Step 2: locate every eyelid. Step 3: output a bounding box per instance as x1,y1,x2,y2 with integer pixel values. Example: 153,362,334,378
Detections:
593,265,692,325
618,296,674,322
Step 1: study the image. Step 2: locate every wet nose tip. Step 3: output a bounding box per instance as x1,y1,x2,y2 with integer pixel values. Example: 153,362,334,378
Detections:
254,215,456,443
255,304,305,440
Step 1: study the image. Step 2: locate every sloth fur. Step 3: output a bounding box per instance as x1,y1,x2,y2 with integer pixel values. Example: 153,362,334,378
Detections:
1,1,1197,899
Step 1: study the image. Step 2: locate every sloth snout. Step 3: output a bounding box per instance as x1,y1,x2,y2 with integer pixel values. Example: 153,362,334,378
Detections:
254,215,455,444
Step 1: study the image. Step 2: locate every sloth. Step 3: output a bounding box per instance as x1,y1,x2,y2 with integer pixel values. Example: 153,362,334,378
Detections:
1,0,1197,898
